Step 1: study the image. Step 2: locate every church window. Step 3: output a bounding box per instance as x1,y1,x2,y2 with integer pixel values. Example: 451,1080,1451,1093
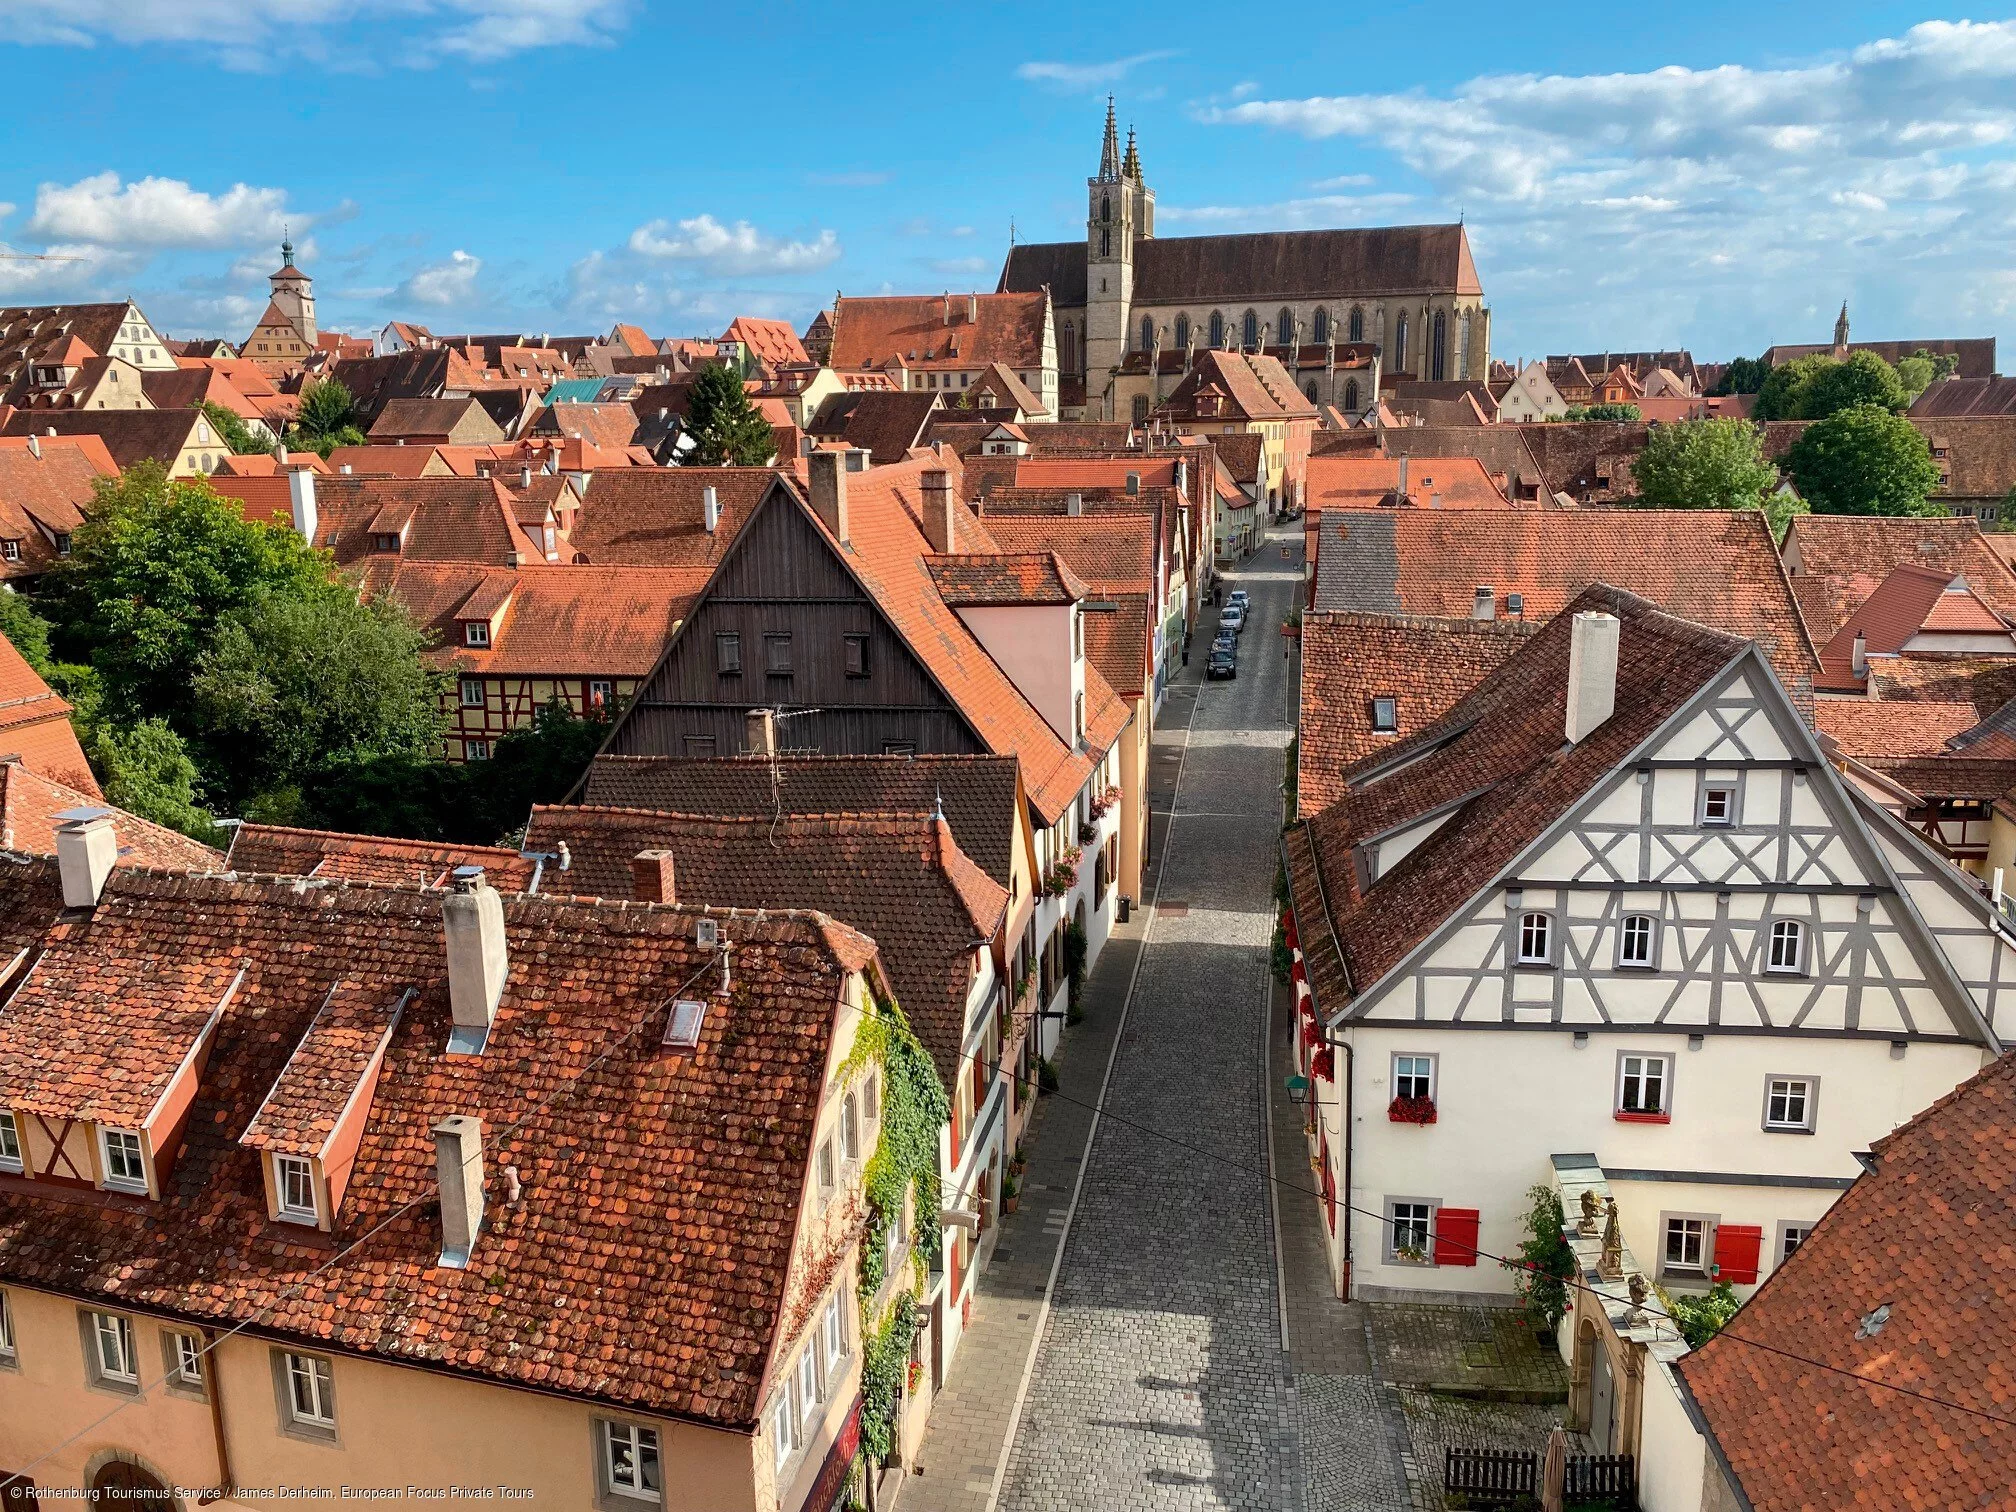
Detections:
1277,308,1295,349
1139,315,1154,353
1394,312,1409,369
1344,379,1360,412
1348,306,1365,343
1100,194,1110,224
1100,229,1110,258
1060,323,1077,373
1208,312,1224,348
1432,309,1448,382
1458,311,1473,379
1312,308,1330,344
1132,395,1149,424
1303,381,1318,403
1174,313,1190,348
1241,310,1258,349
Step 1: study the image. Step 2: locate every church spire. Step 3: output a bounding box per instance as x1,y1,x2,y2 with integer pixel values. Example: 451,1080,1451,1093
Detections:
1122,124,1141,180
1834,300,1850,351
1097,96,1121,182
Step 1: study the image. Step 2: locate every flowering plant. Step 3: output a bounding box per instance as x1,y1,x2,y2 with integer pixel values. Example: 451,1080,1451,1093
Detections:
1311,1047,1335,1082
1042,845,1083,898
1388,1095,1437,1125
1087,784,1122,820
1298,1017,1321,1051
907,1359,924,1391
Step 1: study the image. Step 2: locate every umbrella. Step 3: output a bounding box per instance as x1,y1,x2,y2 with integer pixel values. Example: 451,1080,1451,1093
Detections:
1541,1425,1568,1512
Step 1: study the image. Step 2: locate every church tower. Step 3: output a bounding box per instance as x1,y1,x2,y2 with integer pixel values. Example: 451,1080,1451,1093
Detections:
1084,99,1151,419
269,231,317,345
1832,301,1850,358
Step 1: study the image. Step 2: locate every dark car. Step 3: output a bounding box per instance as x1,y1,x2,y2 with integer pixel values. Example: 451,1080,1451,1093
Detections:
1206,647,1238,680
1213,630,1237,655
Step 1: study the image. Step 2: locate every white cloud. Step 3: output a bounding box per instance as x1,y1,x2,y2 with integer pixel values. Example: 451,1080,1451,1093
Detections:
1160,192,1416,230
927,257,990,276
1016,51,1178,92
27,172,297,249
2,0,633,65
1199,20,2016,352
627,214,840,275
401,249,482,305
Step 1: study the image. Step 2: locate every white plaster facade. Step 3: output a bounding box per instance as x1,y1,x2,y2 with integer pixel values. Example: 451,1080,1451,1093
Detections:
1495,360,1569,422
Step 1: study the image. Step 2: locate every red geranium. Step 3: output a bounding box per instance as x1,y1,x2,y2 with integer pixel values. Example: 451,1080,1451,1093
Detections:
1388,1095,1437,1125
1312,1047,1335,1081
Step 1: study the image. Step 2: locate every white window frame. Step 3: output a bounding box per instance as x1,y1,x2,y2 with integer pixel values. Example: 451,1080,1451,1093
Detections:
821,1296,846,1378
0,1289,15,1362
1391,1054,1435,1102
1385,1197,1437,1265
275,1153,319,1223
839,1094,859,1164
588,678,614,707
1660,1213,1715,1279
1698,783,1737,827
1777,1221,1814,1265
465,739,492,761
164,1328,206,1395
1767,918,1807,974
99,1127,147,1193
0,1110,21,1173
796,1345,821,1425
771,1393,796,1471
1763,1074,1818,1133
1617,913,1658,969
459,676,485,707
600,1419,662,1504
285,1350,336,1428
816,1138,835,1199
92,1310,136,1383
1516,911,1553,965
1617,1052,1672,1117
463,620,491,648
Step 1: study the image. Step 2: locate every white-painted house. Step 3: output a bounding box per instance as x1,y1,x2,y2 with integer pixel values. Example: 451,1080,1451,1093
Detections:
1285,586,2015,1324
1494,360,1570,422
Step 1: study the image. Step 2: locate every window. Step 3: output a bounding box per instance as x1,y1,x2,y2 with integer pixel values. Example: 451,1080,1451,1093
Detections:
1753,915,1809,980
1131,394,1149,425
1312,307,1330,344
0,1289,13,1361
1,540,19,563
55,532,71,557
285,1351,335,1428
1174,313,1190,348
1386,1199,1433,1263
100,1128,146,1192
1662,1215,1710,1276
1764,1075,1817,1133
1370,697,1397,733
1516,912,1552,965
681,735,715,758
715,632,742,675
0,1111,20,1173
463,620,490,648
1099,192,1110,224
370,532,401,553
1698,783,1737,826
1099,229,1110,257
1139,314,1155,353
1060,322,1076,373
843,634,869,678
816,1138,835,1198
588,679,614,709
840,1094,860,1163
1241,310,1259,348
601,1421,662,1503
796,1346,821,1424
1618,1053,1672,1118
465,739,492,761
459,676,485,707
90,1311,137,1385
1779,1222,1813,1264
821,1295,846,1375
764,632,793,675
1618,914,1657,968
863,1071,881,1122
1208,312,1225,348
881,740,916,757
771,1394,796,1471
1276,307,1294,347
275,1154,318,1222
165,1329,205,1393
1393,1054,1434,1101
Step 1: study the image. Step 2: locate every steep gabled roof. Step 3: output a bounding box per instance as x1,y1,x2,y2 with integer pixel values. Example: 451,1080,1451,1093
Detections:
805,390,942,463
722,316,809,371
1678,1049,2016,1509
1288,587,1751,1010
211,475,544,567
1156,350,1320,423
828,292,1049,372
565,468,790,567
0,408,204,471
1783,514,2016,642
0,764,220,871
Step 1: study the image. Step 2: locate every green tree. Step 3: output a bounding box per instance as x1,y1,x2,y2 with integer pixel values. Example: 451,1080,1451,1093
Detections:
1560,403,1642,422
681,362,775,466
92,717,219,843
198,401,276,457
1753,354,1832,421
1710,356,1769,396
38,463,340,726
0,588,56,676
1802,350,1907,418
1629,418,1779,512
1895,348,1959,403
458,699,612,843
285,378,366,457
1781,404,1945,517
1502,1184,1577,1338
1998,485,2016,534
191,592,445,809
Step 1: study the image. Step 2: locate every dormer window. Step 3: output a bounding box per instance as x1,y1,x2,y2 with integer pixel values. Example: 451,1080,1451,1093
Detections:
371,533,401,553
274,1154,319,1223
464,621,491,648
0,1110,21,1173
0,540,20,563
99,1127,147,1193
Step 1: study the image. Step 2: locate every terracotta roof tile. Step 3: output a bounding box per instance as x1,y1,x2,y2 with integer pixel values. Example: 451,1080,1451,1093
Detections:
211,475,545,567
829,293,1049,373
567,468,788,568
929,551,1088,606
237,981,406,1157
1306,454,1514,515
0,409,205,472
1784,514,2016,642
805,391,943,464
721,317,808,371
0,766,220,870
533,402,640,452
1812,699,1981,759
226,823,539,892
0,632,98,796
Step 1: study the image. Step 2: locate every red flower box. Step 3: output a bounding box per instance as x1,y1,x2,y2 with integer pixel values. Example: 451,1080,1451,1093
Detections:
1388,1095,1437,1125
1312,1047,1335,1082
1299,1018,1321,1050
1613,1110,1671,1124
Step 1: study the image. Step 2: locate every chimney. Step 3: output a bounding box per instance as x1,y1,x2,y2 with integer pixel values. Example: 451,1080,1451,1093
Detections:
942,291,951,326
520,464,532,489
632,849,676,903
431,1115,485,1269
1397,456,1409,498
1174,458,1187,495
967,293,978,323
24,434,37,459
702,485,721,534
1125,471,1140,496
442,866,508,1054
1471,586,1495,621
287,467,317,541
339,463,353,474
920,468,954,552
1565,611,1621,744
53,807,116,908
746,707,777,757
1851,629,1868,679
1430,491,1442,510
1066,491,1083,517
807,450,849,543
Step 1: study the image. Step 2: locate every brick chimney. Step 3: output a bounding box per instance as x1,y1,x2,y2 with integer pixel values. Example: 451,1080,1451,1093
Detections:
746,707,777,757
1471,586,1495,621
808,450,849,544
632,849,676,903
431,1114,485,1269
442,866,508,1054
921,468,954,552
53,807,116,908
1565,611,1621,744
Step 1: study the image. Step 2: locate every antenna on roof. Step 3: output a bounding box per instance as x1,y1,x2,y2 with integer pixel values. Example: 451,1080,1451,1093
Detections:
933,785,945,821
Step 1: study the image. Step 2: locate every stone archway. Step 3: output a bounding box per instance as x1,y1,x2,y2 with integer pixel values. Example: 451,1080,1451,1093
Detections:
1569,1316,1598,1431
90,1460,175,1508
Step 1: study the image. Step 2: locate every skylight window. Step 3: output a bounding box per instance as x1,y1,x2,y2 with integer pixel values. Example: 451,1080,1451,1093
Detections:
663,999,706,1049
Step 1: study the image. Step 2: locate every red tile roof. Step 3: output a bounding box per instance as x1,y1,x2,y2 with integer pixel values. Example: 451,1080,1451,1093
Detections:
226,823,540,892
722,317,809,371
0,632,99,796
1013,457,1179,491
1679,1049,2016,1510
828,292,1049,373
1812,699,1981,760
1296,613,1534,818
534,402,641,452
1783,515,2016,642
1305,454,1514,515
1155,350,1320,423
0,765,220,871
1814,563,2016,680
929,551,1089,606
0,408,206,472
239,981,406,1158
0,867,880,1426
980,515,1160,698
566,468,791,568
0,441,99,580
525,807,1006,1086
212,475,546,567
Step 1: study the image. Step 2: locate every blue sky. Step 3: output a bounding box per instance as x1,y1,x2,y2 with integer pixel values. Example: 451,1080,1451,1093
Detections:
0,2,2011,366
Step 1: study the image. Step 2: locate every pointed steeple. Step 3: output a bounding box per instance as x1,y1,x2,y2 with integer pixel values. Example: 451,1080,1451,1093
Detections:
1097,96,1121,182
1122,125,1141,180
1834,301,1850,350
279,225,294,269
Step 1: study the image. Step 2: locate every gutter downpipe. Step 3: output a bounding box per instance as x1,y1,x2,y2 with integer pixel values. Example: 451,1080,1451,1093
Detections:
1287,819,1355,1297
197,1325,235,1505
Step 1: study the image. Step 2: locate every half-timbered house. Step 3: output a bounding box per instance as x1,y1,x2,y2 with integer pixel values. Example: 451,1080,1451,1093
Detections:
1284,586,2016,1319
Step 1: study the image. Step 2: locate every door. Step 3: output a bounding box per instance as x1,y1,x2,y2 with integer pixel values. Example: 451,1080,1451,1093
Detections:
1590,1344,1616,1452
91,1463,173,1506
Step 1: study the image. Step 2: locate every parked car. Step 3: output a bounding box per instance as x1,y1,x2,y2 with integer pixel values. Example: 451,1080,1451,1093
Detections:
1218,606,1245,636
1206,646,1238,680
1227,589,1250,611
1213,630,1237,654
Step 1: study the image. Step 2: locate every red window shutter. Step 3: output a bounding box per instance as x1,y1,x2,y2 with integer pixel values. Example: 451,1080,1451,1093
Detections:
1434,1208,1481,1267
1713,1224,1762,1285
